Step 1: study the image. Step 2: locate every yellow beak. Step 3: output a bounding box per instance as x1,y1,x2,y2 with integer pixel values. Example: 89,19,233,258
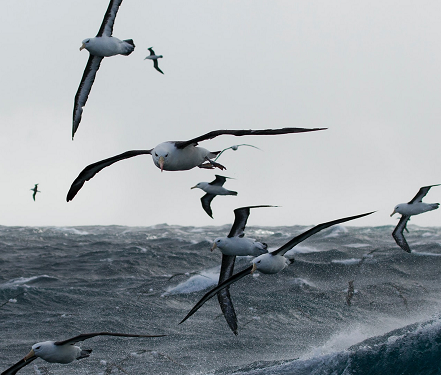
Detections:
211,243,217,252
390,210,396,217
191,185,197,189
23,349,35,361
251,263,257,274
79,43,86,51
158,156,165,172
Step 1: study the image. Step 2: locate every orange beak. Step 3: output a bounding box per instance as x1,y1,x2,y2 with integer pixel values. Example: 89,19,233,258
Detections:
23,349,35,361
158,156,165,172
211,243,217,252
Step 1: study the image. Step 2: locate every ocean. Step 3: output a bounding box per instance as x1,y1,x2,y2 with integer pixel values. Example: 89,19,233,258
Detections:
1,224,441,374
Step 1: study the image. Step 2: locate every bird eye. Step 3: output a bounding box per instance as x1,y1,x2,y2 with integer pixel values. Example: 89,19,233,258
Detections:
86,40,90,43
165,154,169,157
257,260,261,263
35,346,41,350
155,153,158,157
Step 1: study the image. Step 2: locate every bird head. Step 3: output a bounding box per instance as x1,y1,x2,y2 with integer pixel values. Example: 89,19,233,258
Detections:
151,143,174,172
80,39,91,51
24,341,51,361
211,238,225,252
390,204,402,217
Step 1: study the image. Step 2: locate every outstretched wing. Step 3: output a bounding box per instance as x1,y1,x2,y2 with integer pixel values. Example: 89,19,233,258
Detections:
72,55,103,139
392,215,411,253
209,175,227,187
153,60,164,74
1,356,37,375
66,150,152,201
201,194,216,218
180,265,253,325
96,0,123,37
54,331,166,346
174,127,327,149
271,212,375,257
408,184,440,204
217,254,238,335
227,205,276,238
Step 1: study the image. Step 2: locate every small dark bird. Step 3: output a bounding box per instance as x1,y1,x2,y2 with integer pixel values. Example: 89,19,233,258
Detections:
30,184,40,201
144,47,164,74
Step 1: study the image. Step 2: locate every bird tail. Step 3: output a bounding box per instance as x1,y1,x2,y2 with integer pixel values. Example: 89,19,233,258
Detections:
122,39,135,56
431,203,440,210
77,349,92,360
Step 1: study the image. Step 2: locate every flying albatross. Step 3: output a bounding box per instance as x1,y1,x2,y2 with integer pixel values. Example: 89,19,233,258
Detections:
73,0,135,139
1,331,166,375
30,184,40,201
390,184,440,253
66,127,325,201
214,144,261,161
180,211,374,325
191,175,237,218
144,47,164,74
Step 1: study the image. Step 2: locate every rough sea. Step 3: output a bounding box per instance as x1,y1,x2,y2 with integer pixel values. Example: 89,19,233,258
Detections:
1,223,441,375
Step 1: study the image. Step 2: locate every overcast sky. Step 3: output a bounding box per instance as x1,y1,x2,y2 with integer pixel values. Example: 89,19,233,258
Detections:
1,0,440,228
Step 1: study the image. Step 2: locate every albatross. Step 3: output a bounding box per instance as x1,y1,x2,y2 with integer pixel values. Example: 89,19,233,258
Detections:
1,331,165,375
73,0,135,139
191,175,237,218
144,47,164,74
66,126,325,201
30,184,40,201
214,144,261,161
390,184,440,253
180,211,374,325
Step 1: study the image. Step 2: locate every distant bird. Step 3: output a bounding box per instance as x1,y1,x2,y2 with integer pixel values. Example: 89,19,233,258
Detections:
214,144,261,161
390,184,440,253
191,175,237,218
73,0,135,139
180,211,374,325
30,184,40,201
66,127,325,201
144,47,164,74
1,331,165,375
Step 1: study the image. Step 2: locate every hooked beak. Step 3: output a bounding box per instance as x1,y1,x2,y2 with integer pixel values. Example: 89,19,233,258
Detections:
211,243,217,252
79,43,86,51
158,156,165,172
23,349,35,361
390,210,396,217
251,263,257,274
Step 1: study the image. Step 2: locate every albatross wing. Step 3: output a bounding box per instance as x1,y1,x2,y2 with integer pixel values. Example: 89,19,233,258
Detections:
66,150,152,201
96,0,124,37
392,215,412,253
174,127,327,149
408,184,441,204
54,331,166,346
1,356,37,375
217,254,238,335
72,55,103,139
227,205,275,238
201,193,216,218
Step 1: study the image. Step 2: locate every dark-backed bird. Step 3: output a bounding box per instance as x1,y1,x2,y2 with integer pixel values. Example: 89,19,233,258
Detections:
66,127,325,201
180,211,374,325
30,184,40,201
144,47,164,74
214,144,261,161
1,331,165,375
390,184,440,253
73,0,135,139
191,175,237,218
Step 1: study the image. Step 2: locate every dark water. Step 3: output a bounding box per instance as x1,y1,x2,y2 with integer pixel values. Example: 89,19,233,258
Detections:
1,224,441,374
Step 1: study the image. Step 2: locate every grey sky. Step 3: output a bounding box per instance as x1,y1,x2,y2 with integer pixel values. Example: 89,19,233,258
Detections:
1,1,440,228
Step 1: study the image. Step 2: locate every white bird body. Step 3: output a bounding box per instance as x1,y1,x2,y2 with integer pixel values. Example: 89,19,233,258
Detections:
391,202,439,217
152,142,217,171
28,341,82,364
212,236,267,257
252,253,290,274
144,54,163,60
192,182,236,196
80,36,134,57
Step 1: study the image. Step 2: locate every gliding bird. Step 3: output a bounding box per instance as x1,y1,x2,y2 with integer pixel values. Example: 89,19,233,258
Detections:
180,211,374,325
214,144,261,161
73,0,135,139
390,184,440,253
144,47,164,74
191,175,237,218
1,331,165,375
66,127,325,201
30,184,40,201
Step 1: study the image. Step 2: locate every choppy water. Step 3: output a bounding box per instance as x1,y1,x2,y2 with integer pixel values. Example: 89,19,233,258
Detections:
1,224,441,374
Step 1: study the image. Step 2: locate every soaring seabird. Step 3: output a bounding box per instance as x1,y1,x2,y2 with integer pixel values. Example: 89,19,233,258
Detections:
1,331,165,375
180,211,374,325
144,47,164,74
66,127,325,201
390,184,440,253
214,144,261,161
73,0,135,139
30,184,40,201
191,175,237,218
